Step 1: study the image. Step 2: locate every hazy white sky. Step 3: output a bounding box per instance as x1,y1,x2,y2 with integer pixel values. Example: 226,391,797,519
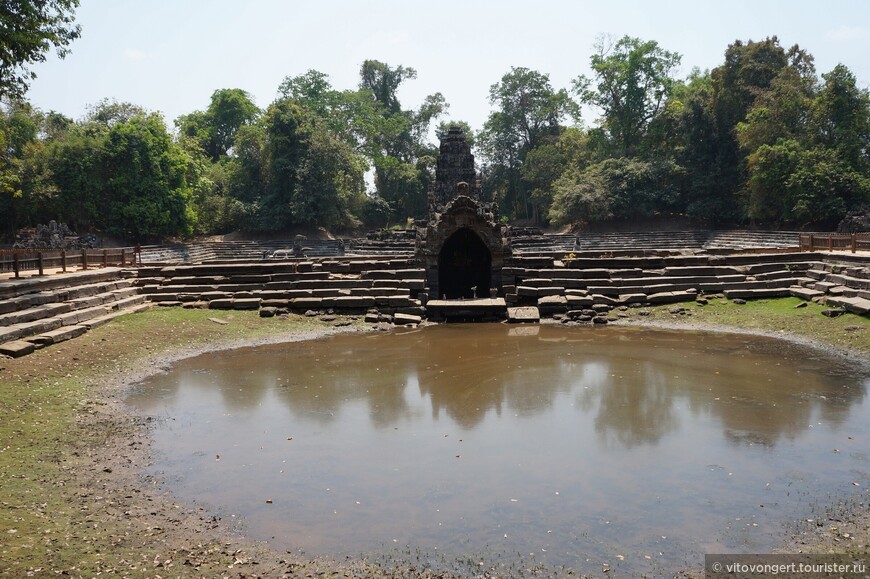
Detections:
24,0,870,133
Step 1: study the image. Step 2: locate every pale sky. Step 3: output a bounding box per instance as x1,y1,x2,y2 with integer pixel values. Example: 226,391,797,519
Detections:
24,0,870,134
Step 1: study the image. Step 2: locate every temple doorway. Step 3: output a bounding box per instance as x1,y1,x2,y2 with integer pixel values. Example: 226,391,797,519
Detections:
437,228,492,299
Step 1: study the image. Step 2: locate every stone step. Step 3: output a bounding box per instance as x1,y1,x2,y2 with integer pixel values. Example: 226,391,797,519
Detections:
159,275,229,285
566,295,594,308
537,295,568,314
740,262,819,275
26,324,88,346
524,268,612,280
824,273,870,291
663,265,742,276
207,298,262,310
0,317,64,344
393,313,422,326
752,269,805,281
0,302,73,326
843,288,870,300
699,279,801,292
516,286,566,298
55,305,113,326
111,295,147,310
588,283,698,296
0,340,36,358
723,288,792,299
647,290,698,304
507,306,540,323
812,281,838,293
789,286,825,300
0,268,125,301
825,295,870,315
0,291,58,315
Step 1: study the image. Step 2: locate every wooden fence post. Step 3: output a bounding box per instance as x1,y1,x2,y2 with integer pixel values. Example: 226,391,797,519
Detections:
807,234,814,252
828,236,833,251
852,234,857,253
13,253,20,278
61,249,67,272
102,249,108,267
81,249,88,270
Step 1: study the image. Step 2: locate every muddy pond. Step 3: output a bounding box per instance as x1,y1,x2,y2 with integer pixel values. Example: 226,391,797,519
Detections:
127,325,870,575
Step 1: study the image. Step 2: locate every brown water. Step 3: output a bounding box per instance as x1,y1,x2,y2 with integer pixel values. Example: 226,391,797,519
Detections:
127,325,870,575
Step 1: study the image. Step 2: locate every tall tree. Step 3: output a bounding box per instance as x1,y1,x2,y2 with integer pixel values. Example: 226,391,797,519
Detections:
175,88,259,161
811,64,870,170
478,67,578,222
357,60,446,221
256,99,365,231
575,35,681,158
0,0,81,98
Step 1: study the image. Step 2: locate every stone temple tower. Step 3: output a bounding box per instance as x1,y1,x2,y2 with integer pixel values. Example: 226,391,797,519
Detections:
416,127,510,300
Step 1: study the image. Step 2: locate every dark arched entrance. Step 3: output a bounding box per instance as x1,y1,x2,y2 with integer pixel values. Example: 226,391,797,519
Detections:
438,228,491,299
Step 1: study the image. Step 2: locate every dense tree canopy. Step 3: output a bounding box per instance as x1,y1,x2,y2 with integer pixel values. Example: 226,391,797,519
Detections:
2,38,870,242
0,0,81,99
478,67,579,221
575,35,682,157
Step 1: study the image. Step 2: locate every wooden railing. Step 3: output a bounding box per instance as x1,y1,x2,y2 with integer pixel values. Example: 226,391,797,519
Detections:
0,248,137,278
799,233,870,253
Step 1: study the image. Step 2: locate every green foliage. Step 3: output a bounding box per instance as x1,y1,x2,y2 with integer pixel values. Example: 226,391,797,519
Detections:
249,99,365,231
355,60,445,222
100,113,196,238
478,67,579,222
548,164,612,226
360,195,391,228
521,128,589,224
575,35,681,157
549,157,683,226
3,45,870,239
745,141,870,226
0,0,81,99
175,88,259,161
811,64,870,170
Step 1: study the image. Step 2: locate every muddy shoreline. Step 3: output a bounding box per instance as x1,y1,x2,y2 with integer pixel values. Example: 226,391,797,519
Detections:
3,308,868,577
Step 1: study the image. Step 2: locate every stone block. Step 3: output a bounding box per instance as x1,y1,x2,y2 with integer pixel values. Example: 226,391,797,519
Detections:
592,294,619,305
825,296,870,315
332,296,376,309
0,340,35,358
28,325,88,345
722,288,790,300
507,307,540,323
647,290,698,304
393,313,422,325
522,278,554,288
516,286,539,297
200,291,230,301
566,295,594,308
232,298,261,310
536,286,566,297
618,293,647,305
789,286,824,300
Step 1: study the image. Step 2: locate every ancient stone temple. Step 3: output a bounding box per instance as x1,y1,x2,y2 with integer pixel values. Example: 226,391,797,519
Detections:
417,127,510,300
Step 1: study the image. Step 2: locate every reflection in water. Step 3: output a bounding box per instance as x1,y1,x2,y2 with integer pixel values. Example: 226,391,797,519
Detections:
127,325,870,575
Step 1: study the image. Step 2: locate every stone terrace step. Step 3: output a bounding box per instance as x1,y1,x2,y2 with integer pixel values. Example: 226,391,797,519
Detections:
0,303,73,326
84,303,150,329
824,295,870,315
0,267,126,300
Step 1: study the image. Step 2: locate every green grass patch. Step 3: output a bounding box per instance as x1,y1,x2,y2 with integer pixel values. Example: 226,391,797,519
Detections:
634,296,870,356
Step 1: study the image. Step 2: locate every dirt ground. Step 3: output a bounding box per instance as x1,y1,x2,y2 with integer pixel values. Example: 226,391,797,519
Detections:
1,305,868,578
